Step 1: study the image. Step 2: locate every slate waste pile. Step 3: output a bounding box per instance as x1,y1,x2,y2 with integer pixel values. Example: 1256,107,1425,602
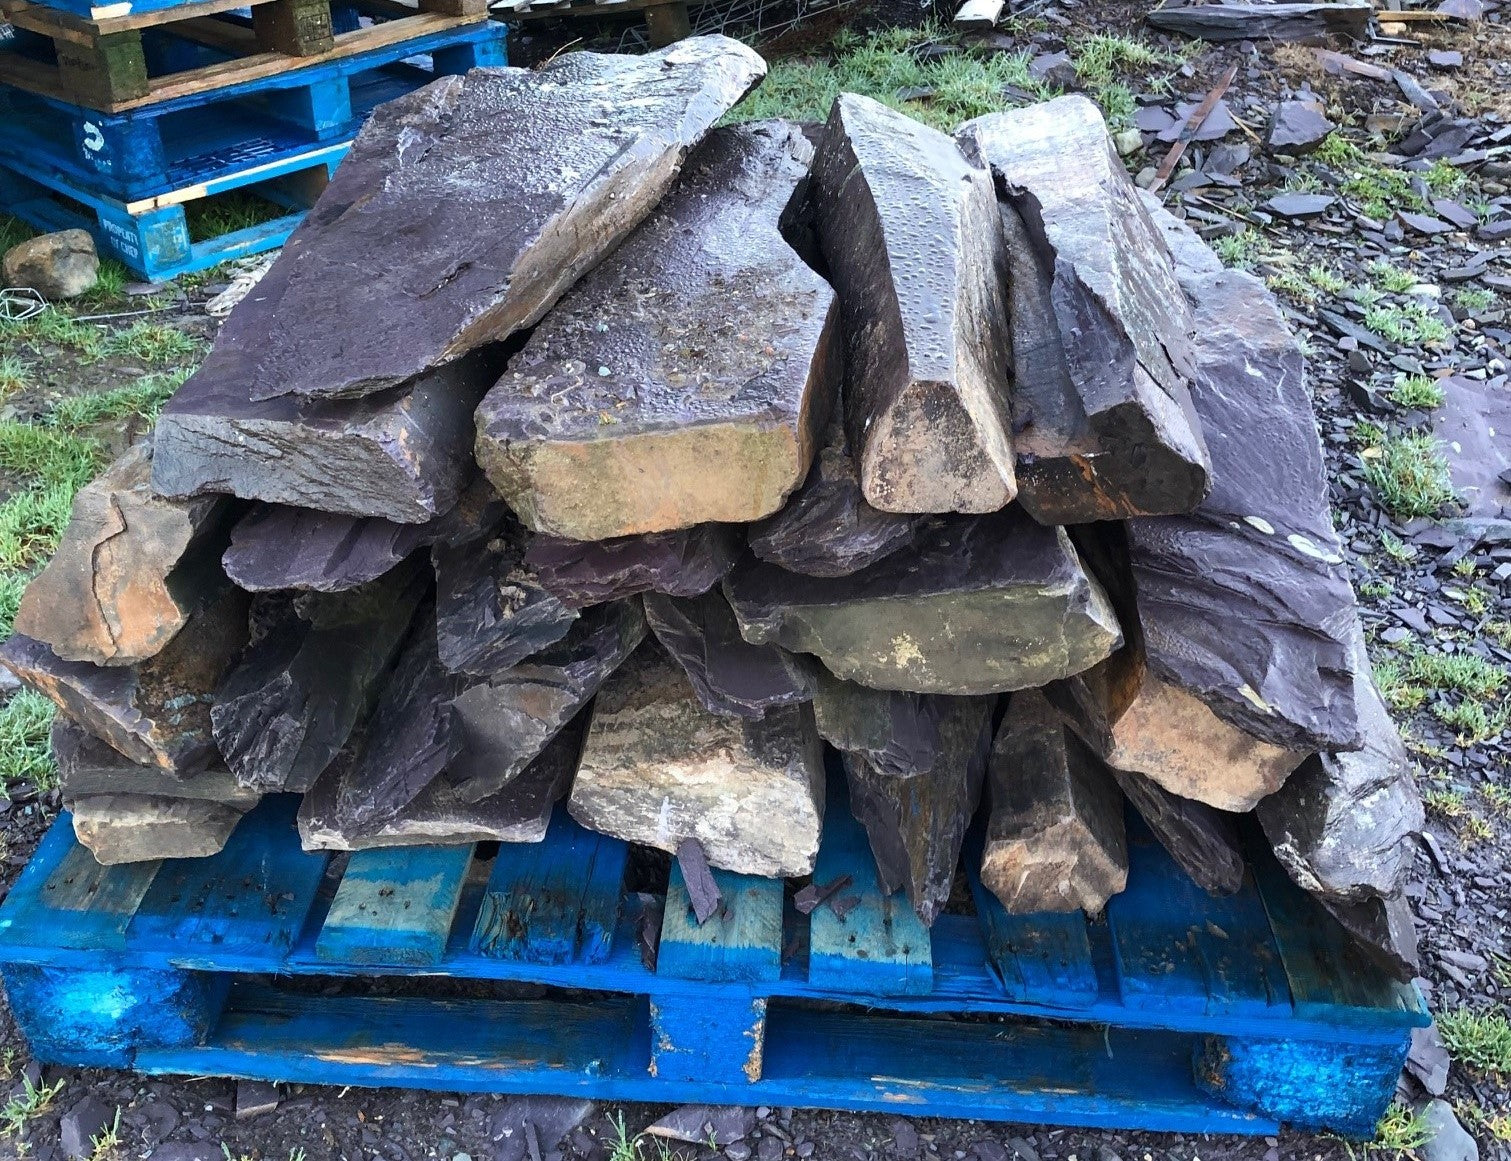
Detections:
0,34,1425,982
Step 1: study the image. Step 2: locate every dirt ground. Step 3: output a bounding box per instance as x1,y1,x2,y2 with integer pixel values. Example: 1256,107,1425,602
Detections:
0,0,1508,1157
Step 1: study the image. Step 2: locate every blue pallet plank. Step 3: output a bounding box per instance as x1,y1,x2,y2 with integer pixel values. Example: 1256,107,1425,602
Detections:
0,810,161,952
658,863,783,984
129,796,330,963
315,844,475,968
966,869,1100,1009
469,807,627,966
1105,815,1291,1019
807,782,932,997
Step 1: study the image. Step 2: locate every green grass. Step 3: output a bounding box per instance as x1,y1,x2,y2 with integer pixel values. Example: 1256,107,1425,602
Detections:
49,369,189,429
1356,1101,1432,1157
1452,287,1495,312
1212,230,1263,270
186,190,289,244
1438,1008,1511,1076
1307,264,1348,295
1374,659,1428,713
0,1073,64,1139
1366,260,1418,294
1362,301,1452,347
1389,374,1446,410
1434,699,1500,744
0,356,26,396
1405,649,1507,700
0,690,56,791
1421,786,1468,818
102,320,201,365
2,307,108,361
1359,430,1458,518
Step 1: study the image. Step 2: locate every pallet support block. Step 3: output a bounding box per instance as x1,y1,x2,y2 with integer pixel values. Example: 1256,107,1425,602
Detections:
68,108,168,190
2,962,227,1068
251,0,336,56
55,29,150,108
650,991,767,1085
643,1,691,45
1193,1033,1408,1136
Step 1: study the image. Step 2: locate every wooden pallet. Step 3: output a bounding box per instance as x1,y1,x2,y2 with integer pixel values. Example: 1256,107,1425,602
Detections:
0,19,507,200
0,0,492,112
488,0,690,46
0,782,1426,1137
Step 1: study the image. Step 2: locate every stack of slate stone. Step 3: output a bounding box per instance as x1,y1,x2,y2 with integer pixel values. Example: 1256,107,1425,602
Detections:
0,34,1424,982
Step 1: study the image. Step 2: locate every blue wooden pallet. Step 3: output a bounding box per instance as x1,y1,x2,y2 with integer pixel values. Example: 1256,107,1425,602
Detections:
0,20,507,200
0,794,1427,1138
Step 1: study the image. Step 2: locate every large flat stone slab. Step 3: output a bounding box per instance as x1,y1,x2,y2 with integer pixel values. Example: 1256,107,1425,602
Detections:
525,524,740,609
846,695,994,925
809,93,1016,514
475,123,838,541
192,37,764,406
53,718,260,808
1122,201,1362,754
726,508,1121,694
14,443,229,666
69,794,249,864
957,96,1210,525
568,643,825,877
0,588,248,775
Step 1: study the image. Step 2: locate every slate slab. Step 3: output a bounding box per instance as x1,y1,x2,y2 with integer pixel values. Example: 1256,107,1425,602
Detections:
812,669,941,778
69,794,249,864
475,122,838,541
53,717,260,807
525,524,741,609
1432,374,1510,520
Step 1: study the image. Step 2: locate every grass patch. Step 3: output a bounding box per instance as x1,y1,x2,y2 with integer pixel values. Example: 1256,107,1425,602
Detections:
0,1073,64,1140
1422,786,1468,818
1366,260,1418,294
1358,579,1392,600
1,307,107,361
49,369,189,429
1389,374,1446,410
1357,1101,1431,1156
0,690,56,790
102,320,200,366
1359,430,1458,518
1308,264,1348,295
1212,230,1264,270
1406,649,1507,700
186,191,289,244
1361,301,1452,347
1375,659,1428,713
1452,287,1495,312
1484,785,1511,816
1438,1008,1511,1076
0,356,27,397
0,422,100,574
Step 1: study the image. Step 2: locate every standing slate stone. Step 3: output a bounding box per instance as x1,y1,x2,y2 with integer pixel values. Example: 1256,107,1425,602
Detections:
299,714,587,850
14,443,230,666
808,93,1017,515
193,37,765,406
957,96,1211,525
747,404,917,576
152,348,503,524
726,507,1121,694
210,562,428,793
525,524,740,610
643,589,816,719
1123,199,1362,754
846,695,995,925
1258,623,1423,901
568,643,825,877
1319,892,1420,982
980,689,1127,915
434,519,578,676
0,588,248,775
475,123,840,541
812,669,941,778
53,718,260,808
69,795,249,865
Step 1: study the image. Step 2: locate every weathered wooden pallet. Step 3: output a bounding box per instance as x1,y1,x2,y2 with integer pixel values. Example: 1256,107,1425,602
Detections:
0,789,1427,1137
0,0,492,113
0,19,507,201
487,0,690,46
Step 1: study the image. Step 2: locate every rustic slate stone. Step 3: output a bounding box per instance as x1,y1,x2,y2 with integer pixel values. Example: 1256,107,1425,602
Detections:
446,600,646,804
1266,100,1336,155
1432,374,1511,522
980,689,1127,915
1125,201,1362,754
644,589,816,719
726,507,1121,695
746,404,917,576
568,642,825,877
223,505,430,592
14,443,230,666
1320,892,1420,981
957,97,1211,525
193,38,766,407
69,794,248,864
434,519,578,676
298,714,585,850
808,92,1017,515
1258,623,1423,901
152,348,503,524
210,562,428,793
52,717,260,808
676,836,724,924
845,695,994,925
1144,0,1372,41
525,524,740,610
0,588,248,775
475,123,839,541
811,669,941,778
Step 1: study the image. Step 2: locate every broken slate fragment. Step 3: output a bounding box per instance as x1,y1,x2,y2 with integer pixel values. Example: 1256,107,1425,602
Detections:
1156,100,1238,143
475,123,839,541
1114,763,1246,895
69,794,248,864
809,92,1017,514
1265,193,1336,218
1397,210,1454,235
747,403,917,577
1320,891,1420,981
846,695,995,925
1144,1,1373,41
676,836,724,924
0,587,248,774
212,37,764,404
726,507,1122,695
568,642,825,877
53,717,260,808
644,589,815,719
812,669,941,778
958,97,1211,524
15,443,230,666
526,524,740,610
222,505,432,592
1266,100,1335,155
645,1107,753,1147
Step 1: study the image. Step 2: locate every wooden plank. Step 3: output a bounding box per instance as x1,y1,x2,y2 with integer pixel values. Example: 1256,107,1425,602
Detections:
657,863,783,984
6,0,301,36
129,796,330,962
806,784,932,997
1247,836,1427,1030
168,14,262,53
965,852,1099,1008
1105,815,1291,1019
470,807,627,966
315,844,474,967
